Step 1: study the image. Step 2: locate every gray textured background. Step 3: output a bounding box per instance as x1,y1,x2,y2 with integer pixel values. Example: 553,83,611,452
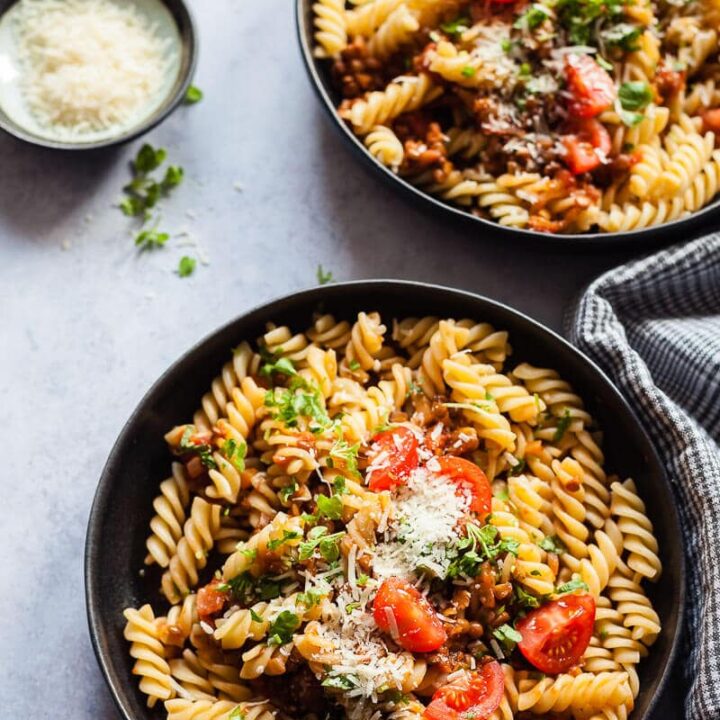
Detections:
0,0,687,717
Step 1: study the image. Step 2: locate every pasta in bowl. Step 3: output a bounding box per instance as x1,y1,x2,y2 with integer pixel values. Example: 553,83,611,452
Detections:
86,283,684,720
300,0,720,237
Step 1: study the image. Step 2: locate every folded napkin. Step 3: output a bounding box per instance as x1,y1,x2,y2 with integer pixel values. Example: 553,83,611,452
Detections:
566,234,720,720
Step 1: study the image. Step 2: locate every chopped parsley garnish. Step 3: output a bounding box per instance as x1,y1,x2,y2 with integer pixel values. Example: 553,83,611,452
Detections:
135,228,169,251
556,577,590,595
501,38,513,52
440,15,470,35
177,255,196,277
332,476,347,495
249,609,264,623
260,355,297,378
322,674,359,691
514,3,551,31
493,624,523,653
220,572,281,603
356,573,369,587
298,526,344,561
461,65,476,78
619,81,653,112
328,437,360,476
538,535,567,555
316,494,343,520
266,529,301,551
345,601,362,613
552,409,572,442
264,378,330,429
514,585,541,609
296,590,324,608
184,85,204,104
600,22,642,51
178,426,217,469
494,487,510,501
279,481,298,504
267,610,301,645
348,359,361,371
229,707,246,720
508,456,526,476
316,264,334,285
122,144,184,219
447,523,519,578
223,438,246,471
555,0,626,46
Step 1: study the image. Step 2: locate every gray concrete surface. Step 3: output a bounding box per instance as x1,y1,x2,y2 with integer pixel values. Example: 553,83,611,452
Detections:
0,0,687,717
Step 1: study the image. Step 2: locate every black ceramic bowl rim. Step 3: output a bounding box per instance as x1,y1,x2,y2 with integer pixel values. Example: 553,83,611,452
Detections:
86,280,686,720
295,0,720,247
0,0,198,151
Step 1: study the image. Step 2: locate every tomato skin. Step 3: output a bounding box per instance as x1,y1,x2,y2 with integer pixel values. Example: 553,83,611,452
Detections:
197,579,230,624
516,593,596,674
373,578,447,652
434,456,492,517
562,118,611,175
702,108,720,134
367,427,420,492
565,54,616,118
424,662,504,720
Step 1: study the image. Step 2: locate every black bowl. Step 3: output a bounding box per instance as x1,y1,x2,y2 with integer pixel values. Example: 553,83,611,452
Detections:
0,0,198,150
296,0,720,247
86,280,685,720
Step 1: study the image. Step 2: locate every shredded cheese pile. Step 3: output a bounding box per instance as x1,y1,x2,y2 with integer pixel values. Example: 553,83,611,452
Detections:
13,0,172,137
373,459,470,581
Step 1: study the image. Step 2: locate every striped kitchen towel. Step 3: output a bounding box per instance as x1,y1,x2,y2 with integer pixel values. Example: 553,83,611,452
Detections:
566,233,720,720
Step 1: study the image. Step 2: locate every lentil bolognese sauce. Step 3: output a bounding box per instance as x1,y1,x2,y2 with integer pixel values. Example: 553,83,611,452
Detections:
123,312,662,719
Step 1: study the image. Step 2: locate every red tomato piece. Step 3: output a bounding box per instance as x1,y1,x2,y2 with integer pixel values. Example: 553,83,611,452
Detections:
423,661,504,720
702,108,720,134
434,456,492,517
373,578,447,652
565,54,616,118
562,118,611,175
197,579,230,624
516,593,596,674
367,426,419,492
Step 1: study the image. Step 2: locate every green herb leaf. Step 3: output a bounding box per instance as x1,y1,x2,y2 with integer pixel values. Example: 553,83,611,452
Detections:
316,494,343,520
249,609,264,623
619,81,653,111
177,255,197,277
514,4,551,30
508,457,526,476
134,144,167,174
440,15,470,35
493,623,523,652
162,165,184,190
322,674,359,690
461,65,476,78
620,109,645,127
514,585,540,609
348,359,361,371
316,264,334,285
223,438,247,471
556,577,590,595
279,481,298,504
135,228,170,250
229,707,246,720
296,590,324,608
261,355,297,378
538,535,567,555
552,409,572,442
298,528,344,561
178,426,217,469
601,22,642,51
267,610,300,645
185,85,204,104
356,573,369,587
266,529,301,551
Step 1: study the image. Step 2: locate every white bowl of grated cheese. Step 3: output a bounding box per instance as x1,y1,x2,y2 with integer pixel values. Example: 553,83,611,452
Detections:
0,0,197,149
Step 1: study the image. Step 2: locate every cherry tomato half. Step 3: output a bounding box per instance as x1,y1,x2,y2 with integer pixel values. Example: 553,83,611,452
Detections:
197,578,230,624
423,661,504,720
562,118,611,175
373,577,447,652
516,593,596,674
702,108,720,134
565,54,616,119
367,426,419,492
435,456,492,517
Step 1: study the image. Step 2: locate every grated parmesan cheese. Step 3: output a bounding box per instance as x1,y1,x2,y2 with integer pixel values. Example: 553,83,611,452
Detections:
372,464,469,581
12,0,176,138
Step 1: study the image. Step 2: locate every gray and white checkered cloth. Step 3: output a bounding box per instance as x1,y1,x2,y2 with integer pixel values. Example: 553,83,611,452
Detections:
566,234,720,720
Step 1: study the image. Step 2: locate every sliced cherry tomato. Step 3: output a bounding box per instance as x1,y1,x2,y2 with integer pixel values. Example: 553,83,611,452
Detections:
197,578,230,624
562,118,611,175
565,54,616,118
516,593,596,674
702,108,720,134
434,456,492,517
373,577,447,652
423,661,504,720
367,426,419,492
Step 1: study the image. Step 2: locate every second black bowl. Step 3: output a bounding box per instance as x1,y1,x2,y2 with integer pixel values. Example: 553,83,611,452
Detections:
296,0,720,248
